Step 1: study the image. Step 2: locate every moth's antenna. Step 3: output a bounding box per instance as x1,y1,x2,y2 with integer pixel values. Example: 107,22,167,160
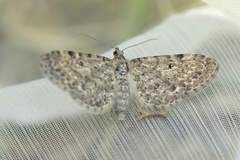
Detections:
122,38,157,51
78,33,115,49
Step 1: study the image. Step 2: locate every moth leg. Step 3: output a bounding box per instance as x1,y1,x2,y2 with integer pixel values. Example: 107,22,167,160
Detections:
137,109,167,120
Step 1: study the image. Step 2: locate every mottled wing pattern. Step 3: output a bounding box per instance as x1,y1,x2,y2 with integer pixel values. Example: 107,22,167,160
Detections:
40,50,115,113
128,54,219,112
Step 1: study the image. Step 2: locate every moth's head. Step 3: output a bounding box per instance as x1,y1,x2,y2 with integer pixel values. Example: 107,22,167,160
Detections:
113,47,124,59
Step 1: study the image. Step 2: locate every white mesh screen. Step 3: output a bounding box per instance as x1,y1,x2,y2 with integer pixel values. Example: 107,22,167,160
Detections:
1,7,240,160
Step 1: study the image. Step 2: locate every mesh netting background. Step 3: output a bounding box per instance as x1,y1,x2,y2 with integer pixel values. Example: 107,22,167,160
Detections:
1,6,240,160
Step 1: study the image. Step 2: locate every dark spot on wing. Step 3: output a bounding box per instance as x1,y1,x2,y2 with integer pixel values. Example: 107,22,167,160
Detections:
67,51,76,57
135,58,141,62
113,50,118,56
168,63,173,69
175,54,184,59
51,50,60,56
171,84,177,91
79,61,84,66
196,71,202,75
102,57,108,62
131,58,141,64
55,68,61,72
87,53,92,58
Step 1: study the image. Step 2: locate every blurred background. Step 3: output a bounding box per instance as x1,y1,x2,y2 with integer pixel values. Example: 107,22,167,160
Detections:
0,0,204,88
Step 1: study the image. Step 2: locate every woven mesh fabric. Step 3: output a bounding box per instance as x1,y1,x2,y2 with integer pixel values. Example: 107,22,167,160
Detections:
203,0,240,25
1,7,240,160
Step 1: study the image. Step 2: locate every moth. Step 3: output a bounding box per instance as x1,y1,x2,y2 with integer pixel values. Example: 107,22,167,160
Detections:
40,45,219,121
